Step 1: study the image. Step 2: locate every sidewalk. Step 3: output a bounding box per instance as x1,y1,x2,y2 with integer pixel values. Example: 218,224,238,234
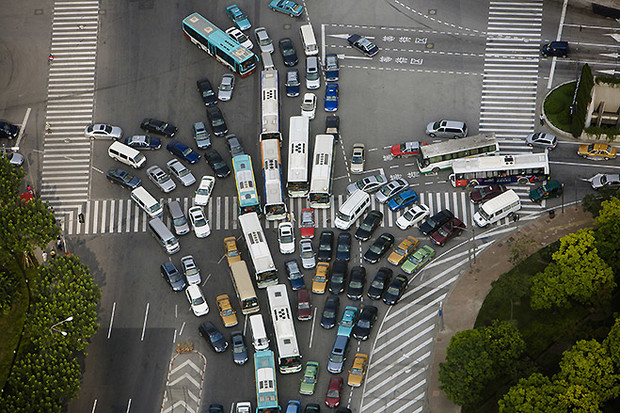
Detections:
427,206,595,413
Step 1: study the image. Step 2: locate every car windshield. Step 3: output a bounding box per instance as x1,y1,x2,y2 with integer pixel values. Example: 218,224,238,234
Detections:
196,186,211,195
393,247,405,255
212,118,225,127
192,295,205,306
301,248,313,258
307,71,319,81
352,153,363,162
392,194,403,204
380,184,396,195
327,389,339,398
326,94,337,101
299,301,310,309
220,82,231,91
120,173,133,183
178,168,190,177
350,279,363,288
281,233,293,243
323,308,335,318
157,173,171,183
233,344,245,354
303,374,315,383
330,354,343,363
351,367,363,375
283,47,294,56
386,285,400,296
369,243,383,254
195,217,207,227
437,227,450,237
259,35,271,46
337,243,349,253
222,308,234,316
185,268,198,277
358,318,370,328
371,278,384,288
148,203,161,213
359,220,374,231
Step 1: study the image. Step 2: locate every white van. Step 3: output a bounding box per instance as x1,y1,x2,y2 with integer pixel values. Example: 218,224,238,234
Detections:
149,218,180,254
131,186,163,219
334,190,371,230
261,51,275,71
299,23,318,56
249,314,270,351
108,141,146,169
473,189,521,227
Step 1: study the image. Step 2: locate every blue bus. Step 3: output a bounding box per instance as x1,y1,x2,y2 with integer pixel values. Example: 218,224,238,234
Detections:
233,154,262,216
182,12,258,77
254,350,281,413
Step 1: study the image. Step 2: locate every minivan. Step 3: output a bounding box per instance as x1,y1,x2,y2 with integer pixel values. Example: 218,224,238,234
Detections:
108,141,146,169
334,190,371,230
327,334,349,373
473,189,521,227
149,218,180,254
299,23,318,56
249,314,270,351
131,186,163,219
541,41,568,58
425,120,468,138
305,56,320,90
167,200,189,235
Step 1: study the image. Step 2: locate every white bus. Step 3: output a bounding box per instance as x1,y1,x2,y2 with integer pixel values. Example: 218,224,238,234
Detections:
228,261,260,315
417,133,499,174
308,134,336,209
266,284,302,374
238,212,278,288
261,138,287,221
260,69,282,142
286,116,310,198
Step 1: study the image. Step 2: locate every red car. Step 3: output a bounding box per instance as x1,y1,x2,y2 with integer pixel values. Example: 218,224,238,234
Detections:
325,376,343,408
300,208,315,239
390,141,421,158
297,289,312,321
469,184,506,204
430,217,465,247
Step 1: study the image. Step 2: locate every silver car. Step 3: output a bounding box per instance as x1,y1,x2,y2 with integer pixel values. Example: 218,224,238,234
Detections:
167,159,196,187
218,74,235,102
84,123,123,140
299,239,316,269
425,120,468,138
346,174,387,196
525,132,557,150
2,151,24,167
192,121,211,150
254,27,274,54
147,165,176,193
181,255,202,285
589,173,620,190
375,178,409,204
167,200,189,235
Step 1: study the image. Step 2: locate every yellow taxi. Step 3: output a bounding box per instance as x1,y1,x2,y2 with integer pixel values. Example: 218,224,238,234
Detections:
387,236,419,266
347,353,369,387
224,236,242,266
312,262,330,294
577,143,617,160
216,294,238,327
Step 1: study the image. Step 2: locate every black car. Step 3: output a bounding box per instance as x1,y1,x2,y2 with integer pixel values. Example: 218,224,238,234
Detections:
106,167,142,190
124,135,161,150
419,209,454,236
383,274,408,305
226,134,245,157
197,78,218,107
317,230,334,262
363,233,395,264
367,267,393,300
231,331,248,365
328,260,348,295
347,34,379,57
285,68,300,97
305,404,321,413
352,305,378,341
208,404,224,413
206,106,229,137
335,232,351,261
199,321,229,353
204,148,231,178
140,118,177,138
321,296,340,329
335,407,352,413
278,37,298,66
325,115,340,140
347,266,366,300
160,261,186,292
355,210,383,241
0,121,20,139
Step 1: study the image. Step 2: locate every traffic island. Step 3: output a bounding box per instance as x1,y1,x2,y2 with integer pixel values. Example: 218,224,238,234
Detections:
161,346,206,413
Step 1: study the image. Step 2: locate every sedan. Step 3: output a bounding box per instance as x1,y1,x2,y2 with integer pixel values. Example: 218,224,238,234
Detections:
269,0,304,17
396,204,431,231
351,305,377,341
209,404,224,413
430,217,465,247
285,259,305,291
186,284,209,316
84,123,122,139
350,143,365,174
160,261,186,292
224,236,242,266
197,78,218,107
199,321,228,352
337,306,358,337
325,376,343,408
324,83,339,112
106,167,141,190
390,141,421,158
124,135,161,150
469,184,506,204
296,289,312,320
335,232,351,262
419,209,454,236
206,106,229,137
355,210,383,241
194,176,215,206
167,159,196,186
217,294,238,327
363,233,395,264
590,173,620,190
166,140,199,164
401,245,435,275
225,4,251,31
0,121,20,139
278,37,299,66
300,208,315,238
347,266,366,300
225,27,253,49
367,267,392,300
578,143,617,160
181,255,201,285
299,361,320,395
383,274,408,305
300,239,316,269
312,262,329,294
375,178,409,204
325,115,340,139
321,296,339,329
192,121,212,149
188,206,211,238
347,34,379,57
526,132,557,149
226,134,245,157
346,174,387,196
147,165,176,193
285,68,301,97
205,148,231,178
317,230,334,262
348,353,369,387
387,236,419,265
218,74,235,102
388,189,419,212
140,118,177,138
328,260,347,295
254,27,274,54
301,92,316,120
231,331,248,365
278,222,296,254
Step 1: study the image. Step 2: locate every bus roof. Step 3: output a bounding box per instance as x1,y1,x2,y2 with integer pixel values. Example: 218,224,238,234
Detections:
420,133,497,159
451,152,549,173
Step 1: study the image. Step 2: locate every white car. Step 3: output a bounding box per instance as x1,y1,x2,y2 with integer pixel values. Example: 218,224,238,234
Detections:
167,159,196,187
225,27,253,50
254,27,274,54
301,93,317,120
194,176,215,206
278,222,296,254
185,284,209,316
218,74,235,102
84,123,123,140
147,165,176,193
235,402,252,413
181,255,201,285
396,203,431,230
350,143,365,174
299,239,316,269
188,206,211,238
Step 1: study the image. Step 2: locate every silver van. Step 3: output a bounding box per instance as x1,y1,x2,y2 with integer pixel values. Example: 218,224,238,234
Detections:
425,120,468,138
473,189,521,227
305,56,320,90
108,141,147,169
148,218,180,254
327,334,349,373
167,200,189,235
334,190,371,230
130,186,163,218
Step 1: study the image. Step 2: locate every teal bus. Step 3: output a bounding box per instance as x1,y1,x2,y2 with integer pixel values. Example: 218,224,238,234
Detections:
233,154,262,216
182,12,259,77
254,350,281,413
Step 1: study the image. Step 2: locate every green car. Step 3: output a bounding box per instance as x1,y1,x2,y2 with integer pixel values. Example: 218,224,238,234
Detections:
299,361,319,395
401,245,435,275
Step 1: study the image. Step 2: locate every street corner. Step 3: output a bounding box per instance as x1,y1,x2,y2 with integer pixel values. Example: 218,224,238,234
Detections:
161,346,206,413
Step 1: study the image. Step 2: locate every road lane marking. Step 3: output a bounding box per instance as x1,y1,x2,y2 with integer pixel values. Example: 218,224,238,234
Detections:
107,301,116,339
308,307,318,348
141,303,149,341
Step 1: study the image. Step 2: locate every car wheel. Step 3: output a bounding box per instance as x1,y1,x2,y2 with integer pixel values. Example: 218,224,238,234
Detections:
469,180,479,187
518,177,529,184
429,133,436,138
432,167,440,173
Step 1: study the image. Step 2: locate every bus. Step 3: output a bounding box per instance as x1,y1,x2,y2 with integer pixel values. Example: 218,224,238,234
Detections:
182,13,258,77
449,152,550,187
261,139,287,221
266,284,303,374
308,134,336,209
239,212,278,288
254,350,281,413
228,261,260,315
233,154,262,216
260,69,282,142
286,116,310,198
417,133,499,174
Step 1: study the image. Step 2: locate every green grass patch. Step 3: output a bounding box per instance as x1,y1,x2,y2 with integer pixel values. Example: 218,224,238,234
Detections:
544,82,576,133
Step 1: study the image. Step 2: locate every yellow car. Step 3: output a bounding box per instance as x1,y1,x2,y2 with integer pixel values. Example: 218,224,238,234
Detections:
578,143,617,160
312,262,330,294
387,236,419,266
224,236,242,266
347,353,369,387
216,294,238,327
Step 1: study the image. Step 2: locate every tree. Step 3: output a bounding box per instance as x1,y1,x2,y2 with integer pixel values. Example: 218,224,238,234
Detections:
489,269,530,320
530,229,615,310
499,373,565,413
0,157,24,206
484,320,526,373
594,197,620,276
603,318,620,369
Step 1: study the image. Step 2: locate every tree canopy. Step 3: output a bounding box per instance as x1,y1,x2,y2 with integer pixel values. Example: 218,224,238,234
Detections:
594,196,620,276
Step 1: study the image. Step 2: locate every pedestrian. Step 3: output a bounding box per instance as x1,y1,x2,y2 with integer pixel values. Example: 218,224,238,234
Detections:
539,113,545,126
27,185,32,193
48,54,54,63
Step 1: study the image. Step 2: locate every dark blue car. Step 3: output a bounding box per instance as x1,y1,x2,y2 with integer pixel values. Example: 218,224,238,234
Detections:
285,259,305,290
166,140,200,164
388,189,419,212
336,232,351,261
285,68,300,97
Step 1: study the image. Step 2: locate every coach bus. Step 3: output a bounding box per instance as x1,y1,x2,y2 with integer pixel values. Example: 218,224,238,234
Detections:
261,139,287,221
239,212,278,288
254,350,281,413
266,284,302,374
233,154,262,216
308,134,336,209
260,69,282,142
228,261,260,315
286,116,310,198
449,152,550,187
417,133,499,174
